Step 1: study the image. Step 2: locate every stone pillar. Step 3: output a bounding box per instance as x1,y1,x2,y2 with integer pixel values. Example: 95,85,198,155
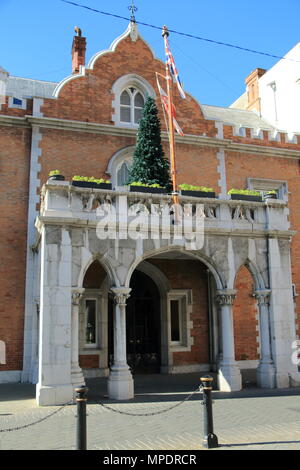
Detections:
36,227,73,406
71,289,85,387
254,290,276,388
267,236,300,387
216,290,242,392
107,287,134,400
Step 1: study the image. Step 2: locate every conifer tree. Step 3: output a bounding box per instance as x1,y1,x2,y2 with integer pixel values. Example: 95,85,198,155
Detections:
127,96,171,188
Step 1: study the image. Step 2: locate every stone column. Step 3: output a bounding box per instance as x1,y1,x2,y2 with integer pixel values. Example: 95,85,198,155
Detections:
216,290,242,392
36,227,73,406
254,290,275,388
71,289,85,387
107,287,134,400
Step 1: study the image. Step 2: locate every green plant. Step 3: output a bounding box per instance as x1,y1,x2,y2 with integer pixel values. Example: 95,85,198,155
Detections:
228,188,261,196
127,96,171,189
130,181,164,188
49,169,61,176
179,184,214,192
72,175,110,184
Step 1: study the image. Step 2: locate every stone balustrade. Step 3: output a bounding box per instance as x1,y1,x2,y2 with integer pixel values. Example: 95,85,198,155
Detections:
39,180,290,238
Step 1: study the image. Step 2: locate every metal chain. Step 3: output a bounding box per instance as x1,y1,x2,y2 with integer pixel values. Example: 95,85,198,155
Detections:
98,386,200,417
0,400,73,433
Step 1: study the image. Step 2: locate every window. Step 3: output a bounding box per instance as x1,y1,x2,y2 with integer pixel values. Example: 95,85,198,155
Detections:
170,299,181,343
247,177,287,200
120,87,144,125
85,298,98,347
8,96,27,110
117,161,130,186
111,74,156,128
168,290,193,351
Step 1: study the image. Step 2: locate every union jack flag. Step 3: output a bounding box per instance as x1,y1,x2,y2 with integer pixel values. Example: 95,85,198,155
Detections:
164,36,186,99
156,75,184,136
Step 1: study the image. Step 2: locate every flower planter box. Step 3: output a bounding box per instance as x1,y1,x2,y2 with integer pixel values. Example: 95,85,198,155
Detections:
230,193,262,202
72,181,112,190
129,185,167,194
180,190,216,198
48,174,65,181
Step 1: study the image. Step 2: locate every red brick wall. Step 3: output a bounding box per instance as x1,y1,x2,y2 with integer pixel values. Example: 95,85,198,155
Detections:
40,35,216,137
0,125,31,371
79,355,99,369
38,128,221,193
226,150,300,341
233,266,259,360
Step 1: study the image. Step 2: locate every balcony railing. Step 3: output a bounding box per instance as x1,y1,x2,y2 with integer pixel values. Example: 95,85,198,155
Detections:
38,181,290,238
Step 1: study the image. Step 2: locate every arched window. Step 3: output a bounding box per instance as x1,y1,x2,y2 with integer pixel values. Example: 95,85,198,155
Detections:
111,74,155,128
120,87,145,125
106,146,134,190
117,161,130,186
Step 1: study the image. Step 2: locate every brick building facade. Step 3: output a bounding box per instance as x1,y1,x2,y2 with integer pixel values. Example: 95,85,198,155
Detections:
0,22,299,405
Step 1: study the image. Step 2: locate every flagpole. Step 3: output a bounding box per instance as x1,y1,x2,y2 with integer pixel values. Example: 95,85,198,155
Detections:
162,26,178,205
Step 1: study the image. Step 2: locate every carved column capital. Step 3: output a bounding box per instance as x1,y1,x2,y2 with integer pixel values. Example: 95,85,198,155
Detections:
110,287,132,306
216,289,236,306
253,290,271,306
72,289,85,306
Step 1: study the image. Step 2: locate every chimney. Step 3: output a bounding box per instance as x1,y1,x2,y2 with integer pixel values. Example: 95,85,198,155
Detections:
72,27,86,74
245,68,266,113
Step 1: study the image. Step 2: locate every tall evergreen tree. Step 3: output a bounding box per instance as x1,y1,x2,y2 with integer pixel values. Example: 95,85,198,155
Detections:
127,96,171,188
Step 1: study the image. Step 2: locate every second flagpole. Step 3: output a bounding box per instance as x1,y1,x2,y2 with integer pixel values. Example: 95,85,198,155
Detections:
162,26,178,206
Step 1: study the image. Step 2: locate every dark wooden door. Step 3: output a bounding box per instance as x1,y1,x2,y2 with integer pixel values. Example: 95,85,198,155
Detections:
127,270,161,373
108,270,161,373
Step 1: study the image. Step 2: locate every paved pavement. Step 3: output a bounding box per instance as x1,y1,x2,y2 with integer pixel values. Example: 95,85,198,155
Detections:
1,373,300,450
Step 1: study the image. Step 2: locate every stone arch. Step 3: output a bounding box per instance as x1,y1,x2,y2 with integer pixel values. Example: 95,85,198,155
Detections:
124,246,225,291
235,258,266,291
135,260,171,295
233,264,260,367
77,254,116,289
111,73,156,127
126,250,217,374
106,146,135,188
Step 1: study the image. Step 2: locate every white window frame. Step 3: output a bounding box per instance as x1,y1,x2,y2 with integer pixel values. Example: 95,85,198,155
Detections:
168,290,193,352
111,73,156,128
84,297,99,348
79,290,104,352
247,177,288,201
8,96,27,110
106,146,134,190
120,87,145,126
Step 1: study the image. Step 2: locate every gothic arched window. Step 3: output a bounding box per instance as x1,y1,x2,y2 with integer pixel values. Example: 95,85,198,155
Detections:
117,161,130,187
120,87,145,125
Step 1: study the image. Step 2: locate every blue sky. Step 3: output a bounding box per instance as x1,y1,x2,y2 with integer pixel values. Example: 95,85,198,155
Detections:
1,0,300,107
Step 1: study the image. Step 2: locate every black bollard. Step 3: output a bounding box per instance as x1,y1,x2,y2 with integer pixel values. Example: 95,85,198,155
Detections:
75,386,88,450
200,375,218,449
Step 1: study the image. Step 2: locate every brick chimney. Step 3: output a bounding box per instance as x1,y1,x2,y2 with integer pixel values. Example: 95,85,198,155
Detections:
72,27,86,74
245,68,266,113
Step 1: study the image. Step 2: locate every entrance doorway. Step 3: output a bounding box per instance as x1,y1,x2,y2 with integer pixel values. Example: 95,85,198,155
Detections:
126,270,161,374
108,269,161,374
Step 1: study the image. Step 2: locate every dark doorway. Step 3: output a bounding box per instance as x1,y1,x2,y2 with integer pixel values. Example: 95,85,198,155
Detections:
127,270,161,374
108,270,161,374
